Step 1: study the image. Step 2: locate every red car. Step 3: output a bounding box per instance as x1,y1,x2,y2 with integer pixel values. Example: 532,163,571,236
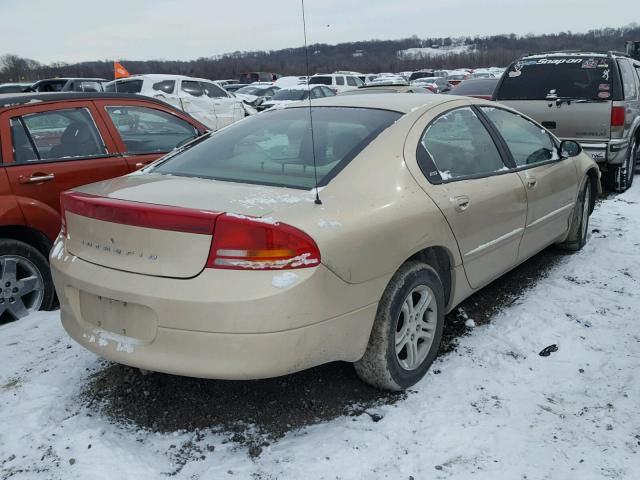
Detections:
446,73,470,86
0,92,208,322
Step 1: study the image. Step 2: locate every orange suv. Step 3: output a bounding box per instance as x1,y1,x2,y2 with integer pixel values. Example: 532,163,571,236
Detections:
0,92,207,323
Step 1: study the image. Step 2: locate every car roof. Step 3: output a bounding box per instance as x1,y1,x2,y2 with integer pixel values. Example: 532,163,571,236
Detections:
0,92,174,111
284,93,459,113
33,78,107,82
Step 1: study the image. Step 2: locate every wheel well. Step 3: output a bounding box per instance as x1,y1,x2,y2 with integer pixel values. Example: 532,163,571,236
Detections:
0,226,52,259
407,246,452,306
586,168,599,214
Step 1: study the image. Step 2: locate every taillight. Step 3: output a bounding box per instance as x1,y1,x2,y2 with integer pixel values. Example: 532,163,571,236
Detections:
611,106,625,127
60,191,221,235
207,214,320,270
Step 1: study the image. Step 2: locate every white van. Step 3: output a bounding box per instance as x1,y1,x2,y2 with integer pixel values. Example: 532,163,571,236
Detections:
308,73,364,93
105,74,246,130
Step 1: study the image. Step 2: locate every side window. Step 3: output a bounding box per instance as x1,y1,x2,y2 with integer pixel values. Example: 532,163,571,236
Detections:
618,59,638,99
335,76,345,86
181,81,204,97
105,106,198,154
152,80,176,94
346,76,357,87
419,107,506,182
310,87,324,99
16,108,106,162
10,119,38,163
354,76,365,87
481,107,557,166
202,82,228,98
322,86,335,97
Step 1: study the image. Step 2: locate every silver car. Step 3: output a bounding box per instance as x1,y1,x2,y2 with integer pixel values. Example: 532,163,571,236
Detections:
494,51,640,192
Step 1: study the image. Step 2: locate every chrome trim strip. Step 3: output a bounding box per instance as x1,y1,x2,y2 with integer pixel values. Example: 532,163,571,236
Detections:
464,227,524,258
527,203,574,229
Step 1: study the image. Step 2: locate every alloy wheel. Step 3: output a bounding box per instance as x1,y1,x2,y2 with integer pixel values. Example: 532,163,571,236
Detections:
395,285,438,370
0,255,44,321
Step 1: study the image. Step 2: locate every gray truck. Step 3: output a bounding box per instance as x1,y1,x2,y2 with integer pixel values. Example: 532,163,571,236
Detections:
494,51,640,192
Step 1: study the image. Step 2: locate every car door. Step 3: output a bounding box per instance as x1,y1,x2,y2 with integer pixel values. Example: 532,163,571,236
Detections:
178,80,218,130
405,102,528,289
202,81,240,127
0,101,128,240
94,99,203,171
479,106,579,260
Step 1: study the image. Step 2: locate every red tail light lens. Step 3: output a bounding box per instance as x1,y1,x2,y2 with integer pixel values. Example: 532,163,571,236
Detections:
611,106,625,127
60,191,221,235
207,214,320,270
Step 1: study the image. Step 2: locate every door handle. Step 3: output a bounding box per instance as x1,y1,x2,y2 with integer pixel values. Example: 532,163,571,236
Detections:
19,173,55,184
454,195,470,212
526,177,538,189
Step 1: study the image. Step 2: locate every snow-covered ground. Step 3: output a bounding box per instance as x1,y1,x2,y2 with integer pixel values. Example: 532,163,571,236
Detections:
2,183,640,479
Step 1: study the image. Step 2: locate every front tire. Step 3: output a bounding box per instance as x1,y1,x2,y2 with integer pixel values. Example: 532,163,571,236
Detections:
557,180,591,251
0,239,54,323
602,139,636,192
354,261,445,391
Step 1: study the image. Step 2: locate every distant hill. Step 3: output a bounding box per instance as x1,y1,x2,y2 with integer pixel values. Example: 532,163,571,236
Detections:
1,24,639,83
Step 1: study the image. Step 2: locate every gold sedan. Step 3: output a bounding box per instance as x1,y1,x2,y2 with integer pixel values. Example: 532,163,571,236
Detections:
50,94,600,390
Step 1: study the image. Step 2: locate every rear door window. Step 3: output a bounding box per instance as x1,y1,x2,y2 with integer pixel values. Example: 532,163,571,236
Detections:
151,107,401,189
418,107,506,182
335,76,345,86
181,81,204,97
14,108,107,162
105,106,198,154
497,57,614,100
481,107,558,167
618,59,638,99
152,80,176,94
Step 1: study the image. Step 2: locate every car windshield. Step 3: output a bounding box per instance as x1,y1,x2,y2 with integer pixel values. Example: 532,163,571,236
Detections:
271,89,308,100
151,107,402,189
309,76,332,85
450,79,498,95
497,57,614,100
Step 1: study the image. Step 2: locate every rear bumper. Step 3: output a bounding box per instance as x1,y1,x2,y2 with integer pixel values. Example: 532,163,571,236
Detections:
579,139,629,165
51,237,382,379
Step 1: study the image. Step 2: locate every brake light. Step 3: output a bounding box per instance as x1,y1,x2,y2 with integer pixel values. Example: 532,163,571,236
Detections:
60,191,221,236
611,106,625,127
207,214,320,270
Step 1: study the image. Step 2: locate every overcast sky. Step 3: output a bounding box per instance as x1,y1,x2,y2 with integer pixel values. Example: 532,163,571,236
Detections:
3,0,638,64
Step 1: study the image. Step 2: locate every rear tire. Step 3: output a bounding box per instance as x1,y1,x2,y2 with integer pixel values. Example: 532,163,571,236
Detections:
602,139,636,192
0,239,54,323
354,261,445,391
557,180,591,252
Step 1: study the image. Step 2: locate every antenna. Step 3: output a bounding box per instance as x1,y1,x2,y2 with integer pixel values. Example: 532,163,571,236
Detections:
301,0,322,205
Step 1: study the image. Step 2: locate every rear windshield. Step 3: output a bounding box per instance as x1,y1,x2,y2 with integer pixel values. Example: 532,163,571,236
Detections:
497,57,614,100
450,79,497,95
104,79,143,93
151,107,401,189
271,89,308,101
309,76,333,85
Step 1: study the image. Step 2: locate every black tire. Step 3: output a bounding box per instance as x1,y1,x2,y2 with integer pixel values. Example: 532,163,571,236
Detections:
557,180,591,252
354,261,445,391
602,139,636,192
0,239,54,322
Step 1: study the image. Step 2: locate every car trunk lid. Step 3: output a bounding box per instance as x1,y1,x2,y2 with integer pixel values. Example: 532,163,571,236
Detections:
63,174,319,277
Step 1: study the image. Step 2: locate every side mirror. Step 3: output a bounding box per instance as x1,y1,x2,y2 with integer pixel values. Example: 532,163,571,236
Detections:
560,140,582,158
